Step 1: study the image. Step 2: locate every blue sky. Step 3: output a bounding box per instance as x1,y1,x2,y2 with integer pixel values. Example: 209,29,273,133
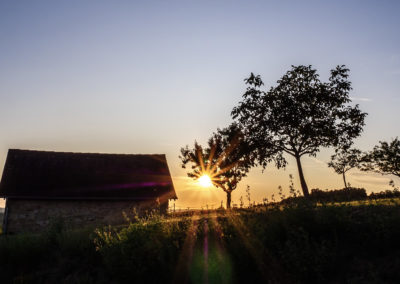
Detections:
1,0,399,208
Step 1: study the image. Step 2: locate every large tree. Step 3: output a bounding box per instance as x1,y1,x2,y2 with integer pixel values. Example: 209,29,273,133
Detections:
179,123,254,208
359,137,400,178
328,148,362,188
232,65,367,196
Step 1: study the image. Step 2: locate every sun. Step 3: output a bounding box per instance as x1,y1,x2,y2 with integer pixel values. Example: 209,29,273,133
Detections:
198,174,213,188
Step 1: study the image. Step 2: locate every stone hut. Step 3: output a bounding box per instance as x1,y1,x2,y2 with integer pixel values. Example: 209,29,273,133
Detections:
0,149,177,234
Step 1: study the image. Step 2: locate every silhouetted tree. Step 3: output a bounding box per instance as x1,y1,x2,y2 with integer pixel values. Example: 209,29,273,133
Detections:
359,137,400,178
232,65,367,196
179,123,254,208
328,148,362,188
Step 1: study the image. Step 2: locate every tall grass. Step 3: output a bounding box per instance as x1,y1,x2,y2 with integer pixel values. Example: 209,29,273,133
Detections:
219,201,400,283
0,220,100,283
1,201,400,283
94,212,191,282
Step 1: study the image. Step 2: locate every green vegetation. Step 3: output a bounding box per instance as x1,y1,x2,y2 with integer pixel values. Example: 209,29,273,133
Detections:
1,198,400,283
94,213,191,283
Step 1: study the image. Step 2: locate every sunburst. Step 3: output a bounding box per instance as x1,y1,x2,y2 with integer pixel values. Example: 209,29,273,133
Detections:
198,174,213,187
193,136,242,190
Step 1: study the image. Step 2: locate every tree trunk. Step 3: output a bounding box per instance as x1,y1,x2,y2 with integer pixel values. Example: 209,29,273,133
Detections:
295,154,309,197
226,191,231,209
342,172,348,188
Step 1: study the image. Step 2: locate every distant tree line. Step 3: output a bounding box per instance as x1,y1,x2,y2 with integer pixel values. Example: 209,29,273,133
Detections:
180,64,400,208
280,186,400,204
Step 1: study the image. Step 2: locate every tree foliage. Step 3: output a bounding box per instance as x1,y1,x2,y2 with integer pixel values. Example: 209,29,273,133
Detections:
232,65,367,196
328,148,362,188
179,123,254,208
360,137,400,178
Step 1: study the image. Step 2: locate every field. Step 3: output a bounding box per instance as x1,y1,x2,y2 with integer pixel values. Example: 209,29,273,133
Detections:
1,198,400,283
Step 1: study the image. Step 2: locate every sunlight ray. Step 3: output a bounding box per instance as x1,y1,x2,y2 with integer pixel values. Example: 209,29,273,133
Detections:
209,135,240,174
225,211,282,281
173,215,199,283
196,146,206,174
206,144,217,172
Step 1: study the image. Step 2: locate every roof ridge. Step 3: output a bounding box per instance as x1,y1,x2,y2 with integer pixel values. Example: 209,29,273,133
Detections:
8,149,166,156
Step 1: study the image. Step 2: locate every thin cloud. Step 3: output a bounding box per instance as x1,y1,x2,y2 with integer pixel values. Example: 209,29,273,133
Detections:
305,156,326,166
349,171,392,186
390,69,400,75
350,97,372,102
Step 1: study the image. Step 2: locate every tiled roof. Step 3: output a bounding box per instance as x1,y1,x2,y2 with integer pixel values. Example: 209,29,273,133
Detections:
0,149,177,201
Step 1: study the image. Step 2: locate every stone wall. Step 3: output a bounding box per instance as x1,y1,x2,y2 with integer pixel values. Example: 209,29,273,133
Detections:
4,198,168,234
0,212,3,232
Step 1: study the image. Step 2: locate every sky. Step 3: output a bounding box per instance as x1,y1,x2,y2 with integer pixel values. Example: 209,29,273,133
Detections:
0,0,399,209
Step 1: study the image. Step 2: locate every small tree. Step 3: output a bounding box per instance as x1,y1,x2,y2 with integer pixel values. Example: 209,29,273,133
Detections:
328,148,362,188
359,137,400,178
232,65,367,196
179,123,254,208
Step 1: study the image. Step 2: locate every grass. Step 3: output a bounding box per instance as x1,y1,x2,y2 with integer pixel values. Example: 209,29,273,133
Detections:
339,197,400,206
1,200,400,283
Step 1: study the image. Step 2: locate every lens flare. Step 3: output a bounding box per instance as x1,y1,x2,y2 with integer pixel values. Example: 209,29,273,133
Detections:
198,175,213,187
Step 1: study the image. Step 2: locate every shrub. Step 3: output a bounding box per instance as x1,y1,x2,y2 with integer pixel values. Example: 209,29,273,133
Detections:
94,214,191,282
309,187,367,202
218,202,400,283
369,189,400,199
